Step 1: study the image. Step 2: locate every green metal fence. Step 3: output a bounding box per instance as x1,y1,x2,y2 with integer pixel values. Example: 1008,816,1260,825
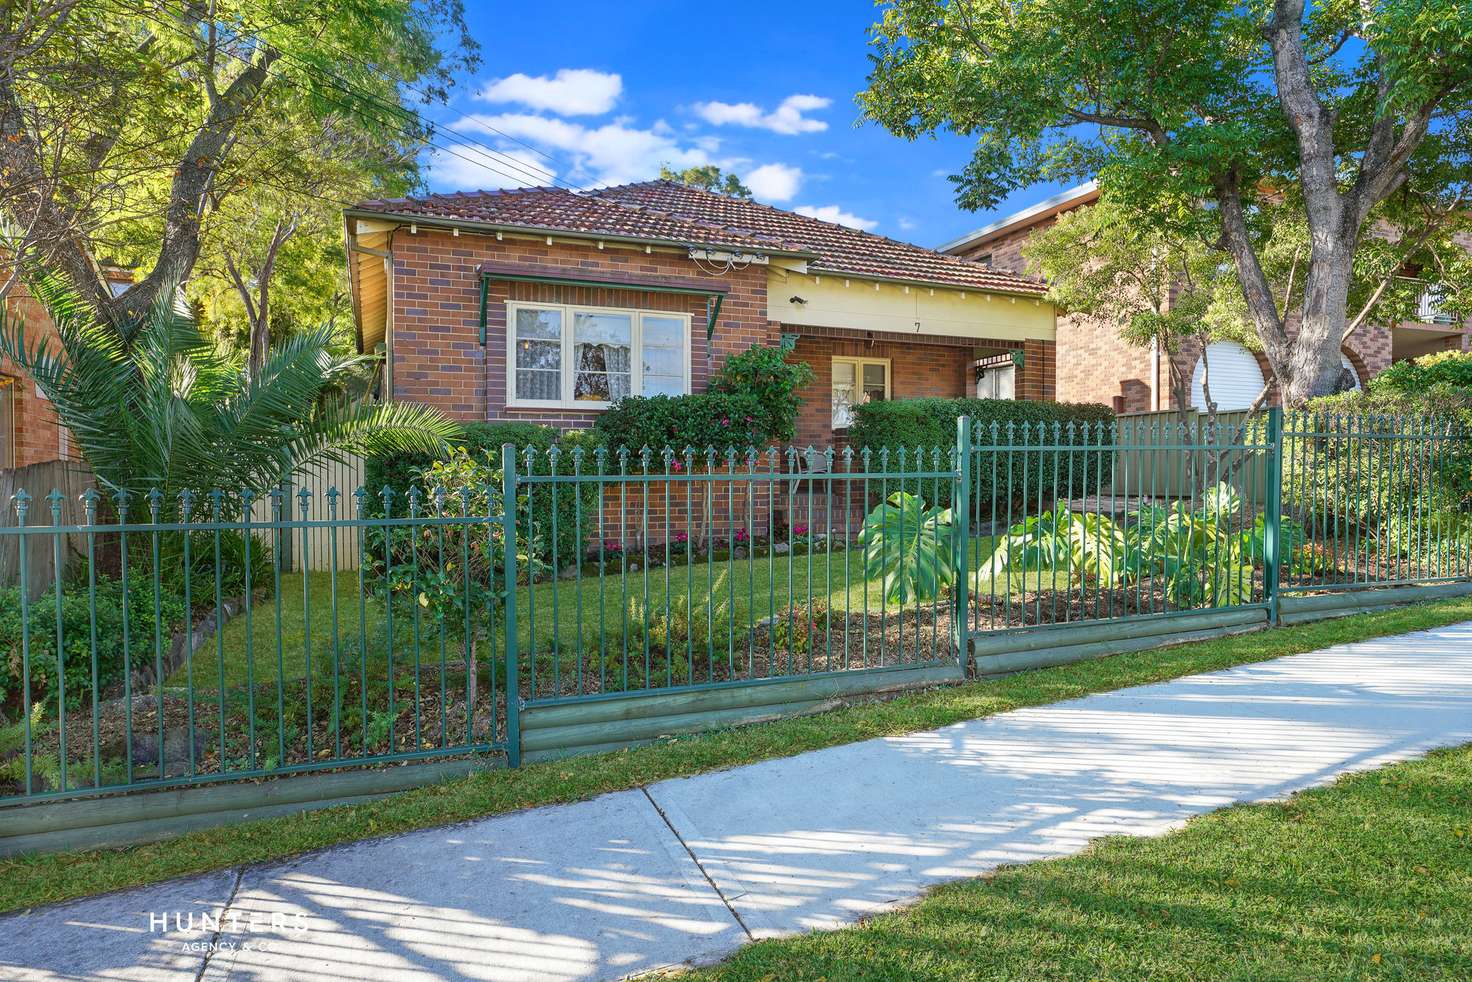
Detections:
0,478,515,805
2,408,1469,807
1281,410,1472,592
959,414,1277,636
508,443,962,709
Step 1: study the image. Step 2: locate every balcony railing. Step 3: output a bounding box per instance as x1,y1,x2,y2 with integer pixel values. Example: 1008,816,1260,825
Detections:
1414,284,1458,326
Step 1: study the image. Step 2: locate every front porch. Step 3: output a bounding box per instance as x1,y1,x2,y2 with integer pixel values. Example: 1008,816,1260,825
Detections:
781,326,1056,451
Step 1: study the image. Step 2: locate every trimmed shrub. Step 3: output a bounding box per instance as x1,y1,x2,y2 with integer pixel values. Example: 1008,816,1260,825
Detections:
594,392,770,458
1291,387,1472,553
0,578,188,715
1371,350,1472,395
849,398,1116,506
593,343,813,457
364,421,556,501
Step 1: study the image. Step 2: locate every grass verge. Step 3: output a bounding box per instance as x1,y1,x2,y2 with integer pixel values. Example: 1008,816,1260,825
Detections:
689,741,1472,980
2,596,1470,915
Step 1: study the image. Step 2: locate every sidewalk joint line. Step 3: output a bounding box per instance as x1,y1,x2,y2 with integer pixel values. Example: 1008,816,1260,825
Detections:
642,786,753,941
194,867,242,982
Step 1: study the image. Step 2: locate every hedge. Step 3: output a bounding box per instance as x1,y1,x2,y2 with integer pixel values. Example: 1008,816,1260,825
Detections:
593,392,771,459
1293,386,1472,547
592,344,814,459
1370,350,1472,395
848,398,1117,508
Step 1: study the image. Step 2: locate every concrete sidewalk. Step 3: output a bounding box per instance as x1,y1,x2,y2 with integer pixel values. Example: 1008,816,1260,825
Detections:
5,621,1472,981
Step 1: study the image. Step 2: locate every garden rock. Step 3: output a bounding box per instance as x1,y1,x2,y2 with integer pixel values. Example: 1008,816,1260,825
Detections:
130,728,210,778
773,542,790,555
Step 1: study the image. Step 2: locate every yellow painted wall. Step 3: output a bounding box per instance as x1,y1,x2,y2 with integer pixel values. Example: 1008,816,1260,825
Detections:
766,270,1055,342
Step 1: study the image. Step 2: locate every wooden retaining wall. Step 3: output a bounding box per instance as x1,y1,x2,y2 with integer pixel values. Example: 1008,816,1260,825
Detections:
1278,581,1472,624
968,607,1271,676
0,758,490,858
520,663,966,763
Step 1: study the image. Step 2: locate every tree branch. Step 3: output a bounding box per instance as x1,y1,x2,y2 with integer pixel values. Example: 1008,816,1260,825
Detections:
1213,171,1288,351
108,44,281,327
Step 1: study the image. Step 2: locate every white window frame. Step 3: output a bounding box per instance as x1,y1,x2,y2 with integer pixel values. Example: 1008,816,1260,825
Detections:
831,356,891,430
506,301,691,409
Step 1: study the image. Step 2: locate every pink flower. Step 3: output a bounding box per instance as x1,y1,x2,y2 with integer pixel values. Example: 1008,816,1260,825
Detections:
671,460,683,472
793,524,809,536
721,417,731,426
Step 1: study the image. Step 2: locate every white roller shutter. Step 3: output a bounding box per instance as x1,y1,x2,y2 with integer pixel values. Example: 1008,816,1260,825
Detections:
1191,341,1266,410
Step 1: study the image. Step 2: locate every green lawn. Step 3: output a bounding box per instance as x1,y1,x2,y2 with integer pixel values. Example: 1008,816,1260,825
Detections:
175,536,1034,688
5,595,1470,915
691,743,1472,980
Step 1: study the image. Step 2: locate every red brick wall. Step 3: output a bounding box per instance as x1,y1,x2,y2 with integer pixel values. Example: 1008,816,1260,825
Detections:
595,462,780,550
389,229,770,427
1055,312,1156,411
1018,339,1057,402
954,224,1038,275
2,284,76,469
783,332,975,449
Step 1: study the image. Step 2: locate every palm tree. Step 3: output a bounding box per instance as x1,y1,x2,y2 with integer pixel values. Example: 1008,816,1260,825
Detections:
0,275,459,506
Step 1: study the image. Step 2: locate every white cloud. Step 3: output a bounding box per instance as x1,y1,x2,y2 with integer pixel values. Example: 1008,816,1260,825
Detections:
478,68,622,116
744,163,803,202
795,204,878,231
692,94,831,135
425,145,556,191
452,112,714,186
897,217,918,231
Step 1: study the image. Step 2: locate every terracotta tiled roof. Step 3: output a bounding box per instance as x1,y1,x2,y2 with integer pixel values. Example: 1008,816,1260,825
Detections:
354,186,789,253
595,181,1046,296
353,181,1046,296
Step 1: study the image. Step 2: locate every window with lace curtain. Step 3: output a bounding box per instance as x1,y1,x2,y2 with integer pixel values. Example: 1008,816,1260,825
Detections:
508,302,689,408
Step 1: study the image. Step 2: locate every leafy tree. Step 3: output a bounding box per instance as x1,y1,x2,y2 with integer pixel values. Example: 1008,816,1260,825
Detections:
1021,195,1244,417
0,0,476,330
861,0,1472,405
191,111,416,377
658,164,752,198
0,276,459,502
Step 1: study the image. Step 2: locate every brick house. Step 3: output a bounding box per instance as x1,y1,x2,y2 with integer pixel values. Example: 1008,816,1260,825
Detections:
0,275,126,470
344,180,1059,449
939,182,1472,413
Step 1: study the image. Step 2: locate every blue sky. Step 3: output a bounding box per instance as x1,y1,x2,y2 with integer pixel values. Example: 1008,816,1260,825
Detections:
419,1,1071,249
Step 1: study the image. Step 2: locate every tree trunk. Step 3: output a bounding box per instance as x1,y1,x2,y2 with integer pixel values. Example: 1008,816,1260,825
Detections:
1276,244,1356,406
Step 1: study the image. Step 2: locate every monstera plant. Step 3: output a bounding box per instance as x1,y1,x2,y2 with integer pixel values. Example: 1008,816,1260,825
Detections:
859,491,955,603
984,483,1267,609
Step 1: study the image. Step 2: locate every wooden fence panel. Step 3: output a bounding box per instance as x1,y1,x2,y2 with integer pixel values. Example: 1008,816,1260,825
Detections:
1112,410,1268,505
248,454,365,573
0,460,98,592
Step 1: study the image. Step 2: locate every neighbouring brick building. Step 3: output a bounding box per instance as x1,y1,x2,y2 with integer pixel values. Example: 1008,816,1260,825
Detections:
1,278,92,470
939,182,1471,413
345,181,1060,448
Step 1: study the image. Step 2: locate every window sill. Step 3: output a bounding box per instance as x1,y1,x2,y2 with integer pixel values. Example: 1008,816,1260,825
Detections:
504,402,611,413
